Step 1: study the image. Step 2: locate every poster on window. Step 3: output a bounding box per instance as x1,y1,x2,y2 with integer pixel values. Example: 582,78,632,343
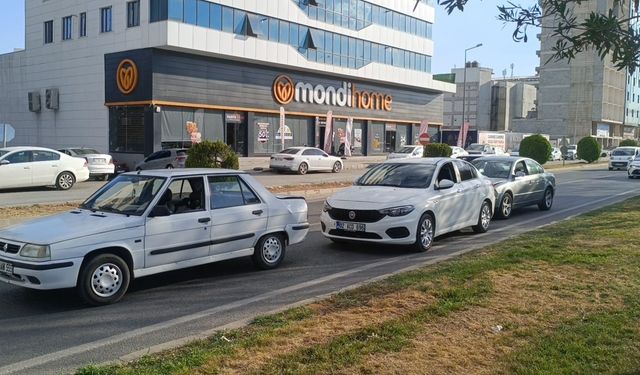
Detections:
185,121,202,144
353,129,362,148
257,122,270,144
276,124,293,140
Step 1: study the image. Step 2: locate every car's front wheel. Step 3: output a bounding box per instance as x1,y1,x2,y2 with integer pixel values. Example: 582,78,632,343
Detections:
332,161,342,173
538,187,554,210
56,171,75,190
412,213,435,252
472,201,492,233
253,233,286,270
77,253,130,306
497,192,513,219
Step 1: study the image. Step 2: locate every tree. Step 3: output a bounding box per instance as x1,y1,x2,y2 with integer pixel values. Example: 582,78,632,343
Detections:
418,0,640,72
519,134,552,165
577,136,602,163
620,139,638,147
185,140,239,170
423,143,453,157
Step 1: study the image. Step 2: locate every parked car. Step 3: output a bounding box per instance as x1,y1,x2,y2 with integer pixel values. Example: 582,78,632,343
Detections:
472,156,556,219
0,169,309,305
627,154,640,178
550,147,563,161
270,147,343,175
135,149,188,170
601,148,612,158
0,147,89,190
58,147,114,181
387,145,423,160
564,144,578,160
450,146,469,158
320,158,495,252
466,143,495,155
494,147,509,156
509,145,520,157
609,147,640,170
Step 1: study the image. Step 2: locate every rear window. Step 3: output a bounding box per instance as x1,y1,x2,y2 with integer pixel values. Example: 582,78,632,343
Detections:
72,148,100,155
279,148,301,155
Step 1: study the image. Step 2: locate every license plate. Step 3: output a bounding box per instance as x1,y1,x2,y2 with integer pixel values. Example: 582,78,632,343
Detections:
93,158,106,165
0,261,13,276
336,221,366,232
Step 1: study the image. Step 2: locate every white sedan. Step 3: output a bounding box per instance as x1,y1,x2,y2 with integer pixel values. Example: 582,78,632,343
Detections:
451,146,469,158
58,147,115,181
0,169,309,305
0,146,89,190
270,147,343,175
320,158,495,252
387,145,423,160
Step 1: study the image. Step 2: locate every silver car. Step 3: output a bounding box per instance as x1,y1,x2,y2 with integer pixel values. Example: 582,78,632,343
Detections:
472,156,556,219
135,149,188,170
269,147,343,175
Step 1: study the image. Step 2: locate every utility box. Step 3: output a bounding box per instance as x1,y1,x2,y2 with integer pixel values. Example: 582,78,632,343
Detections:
28,91,41,112
45,88,59,110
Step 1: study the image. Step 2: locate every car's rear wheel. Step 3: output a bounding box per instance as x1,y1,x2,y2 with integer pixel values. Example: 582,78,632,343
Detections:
253,233,286,270
609,167,613,171
538,187,554,211
77,253,130,306
472,201,492,233
56,172,75,190
412,213,435,252
298,162,308,175
497,193,513,219
332,161,342,173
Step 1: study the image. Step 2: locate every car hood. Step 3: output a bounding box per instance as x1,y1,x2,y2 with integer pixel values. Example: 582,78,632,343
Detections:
328,185,420,206
0,210,145,245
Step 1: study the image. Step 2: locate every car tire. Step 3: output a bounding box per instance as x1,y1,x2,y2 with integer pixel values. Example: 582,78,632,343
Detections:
412,213,435,252
472,201,492,233
629,175,634,179
166,164,174,169
253,233,286,270
538,187,554,211
55,171,75,190
101,174,110,181
496,192,513,219
77,253,130,306
609,167,613,171
298,162,309,175
332,161,343,173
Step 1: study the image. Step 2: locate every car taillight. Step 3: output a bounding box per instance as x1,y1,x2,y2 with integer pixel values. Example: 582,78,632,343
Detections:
284,156,294,161
108,159,114,165
83,161,88,167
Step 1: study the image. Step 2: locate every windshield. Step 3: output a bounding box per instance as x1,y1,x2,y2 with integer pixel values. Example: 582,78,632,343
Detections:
80,175,166,216
612,149,635,156
279,148,301,155
0,150,8,158
568,145,577,150
72,148,101,155
472,160,513,179
467,144,484,151
356,163,435,188
395,147,417,154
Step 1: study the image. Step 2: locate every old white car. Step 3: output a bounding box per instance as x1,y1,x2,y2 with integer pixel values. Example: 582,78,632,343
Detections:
0,169,309,305
270,147,343,175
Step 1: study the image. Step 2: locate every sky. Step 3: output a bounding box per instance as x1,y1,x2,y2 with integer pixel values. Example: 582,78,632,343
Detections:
0,0,539,77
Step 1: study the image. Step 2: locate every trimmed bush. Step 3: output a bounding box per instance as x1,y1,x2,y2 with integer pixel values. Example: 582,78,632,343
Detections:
619,139,638,147
577,136,601,163
185,140,239,170
519,134,552,165
423,143,452,157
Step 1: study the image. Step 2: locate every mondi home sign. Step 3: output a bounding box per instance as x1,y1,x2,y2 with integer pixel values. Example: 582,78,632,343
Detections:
273,75,393,111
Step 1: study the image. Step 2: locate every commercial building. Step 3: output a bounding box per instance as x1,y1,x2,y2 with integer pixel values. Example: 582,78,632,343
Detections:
440,62,493,131
0,0,453,165
624,1,640,139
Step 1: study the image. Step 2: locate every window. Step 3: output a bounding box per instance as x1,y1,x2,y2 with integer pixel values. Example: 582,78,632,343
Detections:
221,6,233,32
6,151,32,164
514,161,528,175
79,12,87,37
127,1,140,27
146,150,171,162
184,0,196,25
168,0,183,20
100,7,112,33
210,3,222,29
197,0,209,27
525,160,543,174
455,161,475,181
437,162,458,184
44,20,53,44
33,151,60,162
209,176,261,209
150,0,168,22
162,177,206,214
62,16,73,40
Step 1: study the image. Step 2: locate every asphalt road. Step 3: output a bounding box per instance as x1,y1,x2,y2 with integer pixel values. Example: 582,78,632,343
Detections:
0,168,637,375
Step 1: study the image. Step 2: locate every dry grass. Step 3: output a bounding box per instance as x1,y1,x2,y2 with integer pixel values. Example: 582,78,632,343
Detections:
267,181,352,194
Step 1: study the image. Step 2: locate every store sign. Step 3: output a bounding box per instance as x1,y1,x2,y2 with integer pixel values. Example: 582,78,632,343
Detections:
257,122,270,144
478,132,506,149
226,112,245,123
116,59,138,95
272,75,393,111
186,121,201,144
276,124,293,140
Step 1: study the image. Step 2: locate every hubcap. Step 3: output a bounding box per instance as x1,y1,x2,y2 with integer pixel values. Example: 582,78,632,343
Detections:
59,174,73,189
481,204,491,229
262,237,282,264
334,162,341,172
545,190,553,207
420,217,434,249
300,164,307,174
502,195,512,217
91,263,123,298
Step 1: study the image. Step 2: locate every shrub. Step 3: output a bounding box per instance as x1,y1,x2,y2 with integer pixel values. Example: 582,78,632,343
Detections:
619,139,638,147
577,136,601,163
423,143,452,157
519,134,552,165
185,140,239,170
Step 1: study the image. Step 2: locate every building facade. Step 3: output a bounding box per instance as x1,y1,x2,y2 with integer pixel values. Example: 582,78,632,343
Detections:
490,80,537,132
624,1,640,138
441,63,493,131
0,0,453,166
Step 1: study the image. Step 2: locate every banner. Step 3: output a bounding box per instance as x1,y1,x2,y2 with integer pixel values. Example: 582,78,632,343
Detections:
324,110,333,154
457,122,470,148
419,120,429,137
345,117,353,157
279,106,286,151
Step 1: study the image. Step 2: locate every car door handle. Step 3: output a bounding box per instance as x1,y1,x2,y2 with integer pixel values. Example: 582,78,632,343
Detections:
198,217,211,223
252,209,264,216
456,189,463,194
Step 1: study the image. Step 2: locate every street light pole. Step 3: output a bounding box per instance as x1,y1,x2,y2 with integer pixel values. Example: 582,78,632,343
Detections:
461,43,483,128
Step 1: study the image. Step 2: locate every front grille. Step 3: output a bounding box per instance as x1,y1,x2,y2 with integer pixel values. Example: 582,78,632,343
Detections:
0,241,20,254
632,170,640,175
328,229,382,239
386,227,411,239
612,162,627,167
327,208,385,223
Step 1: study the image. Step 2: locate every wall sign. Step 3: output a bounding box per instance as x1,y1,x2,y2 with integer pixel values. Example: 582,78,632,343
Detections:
116,59,138,95
273,75,393,111
257,122,270,143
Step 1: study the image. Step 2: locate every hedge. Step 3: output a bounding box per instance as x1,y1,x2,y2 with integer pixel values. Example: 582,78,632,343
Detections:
423,143,452,157
185,140,239,170
577,136,601,163
519,134,552,165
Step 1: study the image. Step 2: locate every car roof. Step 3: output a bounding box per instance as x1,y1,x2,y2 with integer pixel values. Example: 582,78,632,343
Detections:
472,156,525,162
383,157,450,165
614,146,639,150
0,146,60,152
126,168,248,178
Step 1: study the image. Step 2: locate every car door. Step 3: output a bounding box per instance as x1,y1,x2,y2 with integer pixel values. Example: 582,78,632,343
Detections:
525,159,546,202
319,150,335,169
301,149,321,170
454,160,482,225
209,175,268,256
432,161,461,234
144,176,211,268
511,159,535,205
0,151,33,189
31,150,62,186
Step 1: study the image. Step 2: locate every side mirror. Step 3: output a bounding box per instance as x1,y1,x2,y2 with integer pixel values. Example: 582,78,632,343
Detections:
514,171,526,178
437,179,455,190
0,160,9,166
149,205,171,217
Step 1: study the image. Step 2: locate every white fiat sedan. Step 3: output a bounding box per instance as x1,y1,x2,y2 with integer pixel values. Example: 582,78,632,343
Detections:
0,169,309,305
270,147,343,175
320,158,495,252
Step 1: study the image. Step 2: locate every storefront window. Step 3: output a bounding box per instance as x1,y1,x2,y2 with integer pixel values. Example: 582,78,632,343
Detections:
252,114,312,155
368,122,384,154
395,124,409,150
160,107,224,149
109,107,145,153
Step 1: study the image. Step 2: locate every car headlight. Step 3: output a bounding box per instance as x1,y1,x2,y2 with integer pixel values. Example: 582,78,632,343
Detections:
19,244,51,261
379,205,415,217
323,201,332,212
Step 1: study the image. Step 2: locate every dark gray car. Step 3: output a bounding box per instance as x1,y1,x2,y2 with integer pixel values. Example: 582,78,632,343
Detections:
472,156,556,219
135,149,188,170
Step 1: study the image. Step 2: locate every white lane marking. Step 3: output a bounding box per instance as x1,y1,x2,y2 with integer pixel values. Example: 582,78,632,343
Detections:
0,257,403,375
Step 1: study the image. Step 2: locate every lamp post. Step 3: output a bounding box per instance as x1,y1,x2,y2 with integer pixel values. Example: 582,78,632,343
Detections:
462,43,483,127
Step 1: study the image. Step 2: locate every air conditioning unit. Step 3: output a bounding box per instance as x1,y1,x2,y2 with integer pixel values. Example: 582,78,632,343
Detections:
45,88,59,110
28,91,41,112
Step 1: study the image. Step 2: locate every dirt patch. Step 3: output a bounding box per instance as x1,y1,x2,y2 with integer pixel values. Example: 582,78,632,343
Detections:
1,203,79,219
267,181,352,194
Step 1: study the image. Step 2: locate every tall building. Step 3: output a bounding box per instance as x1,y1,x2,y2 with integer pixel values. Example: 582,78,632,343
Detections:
0,0,453,165
441,62,493,130
624,1,640,139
